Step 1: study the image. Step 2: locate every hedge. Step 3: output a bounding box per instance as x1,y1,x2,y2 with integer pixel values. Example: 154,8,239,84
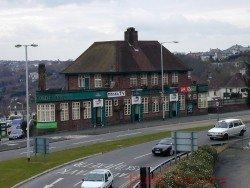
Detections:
155,145,218,188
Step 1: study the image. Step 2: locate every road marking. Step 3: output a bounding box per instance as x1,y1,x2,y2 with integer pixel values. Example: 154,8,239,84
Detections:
134,152,152,159
73,181,82,187
72,138,103,145
20,151,33,155
44,177,64,188
116,132,142,138
50,146,56,149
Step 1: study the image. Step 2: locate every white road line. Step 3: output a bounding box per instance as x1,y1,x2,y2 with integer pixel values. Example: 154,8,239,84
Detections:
50,146,56,149
20,151,34,155
72,138,103,145
133,152,152,159
44,178,64,188
117,132,142,138
73,181,82,187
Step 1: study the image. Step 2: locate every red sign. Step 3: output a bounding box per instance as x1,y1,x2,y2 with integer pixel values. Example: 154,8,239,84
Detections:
180,86,191,93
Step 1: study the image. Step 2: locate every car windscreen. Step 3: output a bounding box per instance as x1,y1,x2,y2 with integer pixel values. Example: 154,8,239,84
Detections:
85,173,104,182
215,121,228,128
12,119,22,126
158,139,172,145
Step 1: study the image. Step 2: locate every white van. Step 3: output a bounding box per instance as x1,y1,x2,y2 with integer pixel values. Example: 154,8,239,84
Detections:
207,119,246,140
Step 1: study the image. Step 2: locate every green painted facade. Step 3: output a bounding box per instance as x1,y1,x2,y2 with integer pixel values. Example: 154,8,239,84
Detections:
36,122,57,129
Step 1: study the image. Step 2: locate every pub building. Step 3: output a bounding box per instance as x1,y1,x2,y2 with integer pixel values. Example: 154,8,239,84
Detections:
36,27,208,131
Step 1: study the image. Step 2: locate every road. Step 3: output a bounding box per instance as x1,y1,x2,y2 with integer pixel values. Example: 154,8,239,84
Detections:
1,110,250,161
18,125,250,188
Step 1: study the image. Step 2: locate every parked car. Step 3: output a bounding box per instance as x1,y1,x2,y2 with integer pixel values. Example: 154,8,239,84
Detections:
152,138,174,156
207,119,246,140
8,129,25,140
7,119,27,136
81,169,113,188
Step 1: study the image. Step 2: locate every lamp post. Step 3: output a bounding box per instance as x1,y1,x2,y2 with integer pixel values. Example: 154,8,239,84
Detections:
15,43,38,162
160,41,178,120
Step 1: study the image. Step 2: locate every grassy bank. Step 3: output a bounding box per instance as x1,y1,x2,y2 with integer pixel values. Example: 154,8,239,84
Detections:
0,125,212,188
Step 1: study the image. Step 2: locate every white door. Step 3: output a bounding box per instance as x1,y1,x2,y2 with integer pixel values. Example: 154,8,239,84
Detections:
227,122,234,136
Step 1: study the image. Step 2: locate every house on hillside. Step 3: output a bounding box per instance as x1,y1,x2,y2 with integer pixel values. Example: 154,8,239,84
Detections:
35,27,209,131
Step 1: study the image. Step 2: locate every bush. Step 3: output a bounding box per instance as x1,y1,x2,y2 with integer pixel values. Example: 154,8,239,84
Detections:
155,145,218,188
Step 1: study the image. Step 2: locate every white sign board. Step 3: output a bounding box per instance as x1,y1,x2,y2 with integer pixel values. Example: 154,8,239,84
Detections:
131,96,142,105
170,93,178,102
107,91,125,98
93,99,103,107
171,131,198,152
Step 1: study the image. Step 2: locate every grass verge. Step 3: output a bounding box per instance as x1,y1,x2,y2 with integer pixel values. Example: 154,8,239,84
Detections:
0,125,212,188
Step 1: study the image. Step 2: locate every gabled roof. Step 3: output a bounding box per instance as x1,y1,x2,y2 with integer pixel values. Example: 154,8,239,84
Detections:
225,73,246,88
62,40,191,74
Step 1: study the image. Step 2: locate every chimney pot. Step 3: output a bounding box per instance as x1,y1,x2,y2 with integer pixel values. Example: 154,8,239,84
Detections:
124,27,138,45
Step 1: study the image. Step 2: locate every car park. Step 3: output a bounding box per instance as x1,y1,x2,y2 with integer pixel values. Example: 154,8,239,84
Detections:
152,138,174,156
81,169,113,188
207,118,246,140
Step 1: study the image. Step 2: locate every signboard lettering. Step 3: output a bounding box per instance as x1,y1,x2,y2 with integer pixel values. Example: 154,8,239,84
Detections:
131,96,142,104
107,91,125,98
93,99,104,107
170,93,178,102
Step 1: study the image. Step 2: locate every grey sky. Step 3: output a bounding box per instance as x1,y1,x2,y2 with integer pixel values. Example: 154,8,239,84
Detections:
0,0,250,60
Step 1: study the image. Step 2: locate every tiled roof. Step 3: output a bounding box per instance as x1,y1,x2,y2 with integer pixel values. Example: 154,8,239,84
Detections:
225,73,247,88
62,41,191,74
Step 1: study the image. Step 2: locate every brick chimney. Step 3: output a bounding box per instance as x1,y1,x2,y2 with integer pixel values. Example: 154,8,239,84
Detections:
124,27,138,45
38,63,46,91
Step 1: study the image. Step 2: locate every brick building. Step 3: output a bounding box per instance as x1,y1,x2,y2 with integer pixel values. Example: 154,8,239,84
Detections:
36,27,208,131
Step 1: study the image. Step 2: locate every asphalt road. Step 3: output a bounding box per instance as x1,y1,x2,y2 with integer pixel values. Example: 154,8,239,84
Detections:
1,111,250,161
18,125,250,188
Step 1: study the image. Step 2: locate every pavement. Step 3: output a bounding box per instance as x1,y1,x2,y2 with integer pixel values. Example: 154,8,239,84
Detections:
215,138,250,188
16,127,250,188
1,110,250,161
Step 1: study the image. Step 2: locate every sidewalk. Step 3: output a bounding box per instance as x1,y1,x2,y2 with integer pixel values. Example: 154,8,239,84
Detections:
215,140,250,188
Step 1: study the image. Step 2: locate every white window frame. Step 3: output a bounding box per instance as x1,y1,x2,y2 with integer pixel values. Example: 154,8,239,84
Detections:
105,100,113,117
60,103,69,121
37,104,55,122
142,97,149,114
179,94,185,110
172,73,178,84
78,75,85,88
162,73,168,85
162,96,169,111
198,93,208,108
83,101,91,119
152,97,159,112
130,75,137,87
114,99,119,106
72,102,80,120
94,74,102,88
141,74,148,86
124,99,131,115
151,73,158,86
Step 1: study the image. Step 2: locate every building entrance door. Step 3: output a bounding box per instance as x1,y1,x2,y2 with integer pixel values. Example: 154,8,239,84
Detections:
96,107,102,125
134,105,140,122
171,102,178,117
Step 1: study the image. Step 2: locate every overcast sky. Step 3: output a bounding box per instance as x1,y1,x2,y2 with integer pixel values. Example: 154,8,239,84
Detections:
1,0,250,60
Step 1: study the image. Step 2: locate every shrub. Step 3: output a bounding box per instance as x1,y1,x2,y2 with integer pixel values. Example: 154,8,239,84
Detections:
155,145,218,188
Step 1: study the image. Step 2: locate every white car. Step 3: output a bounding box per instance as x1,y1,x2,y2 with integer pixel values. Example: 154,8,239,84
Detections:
81,169,113,188
207,119,246,140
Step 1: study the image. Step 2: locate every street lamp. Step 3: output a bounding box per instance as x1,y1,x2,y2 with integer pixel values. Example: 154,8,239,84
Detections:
15,43,38,162
160,41,179,120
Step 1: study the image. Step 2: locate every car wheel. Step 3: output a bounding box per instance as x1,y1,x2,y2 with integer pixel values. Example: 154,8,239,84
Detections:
223,133,229,140
239,130,245,136
209,137,214,140
169,149,174,156
109,181,113,188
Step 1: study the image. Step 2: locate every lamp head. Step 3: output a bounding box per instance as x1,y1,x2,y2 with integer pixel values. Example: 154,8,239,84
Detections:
31,43,38,47
15,44,22,48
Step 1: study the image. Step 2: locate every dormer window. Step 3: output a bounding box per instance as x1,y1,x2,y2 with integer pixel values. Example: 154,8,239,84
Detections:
94,74,102,88
172,73,178,84
151,73,158,86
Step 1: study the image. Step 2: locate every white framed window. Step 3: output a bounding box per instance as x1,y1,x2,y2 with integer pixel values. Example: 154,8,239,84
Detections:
172,73,178,84
162,96,169,111
130,75,137,87
60,103,69,121
162,73,168,85
152,97,159,112
105,100,113,117
198,93,208,108
37,104,55,122
141,74,148,86
94,74,102,88
124,99,131,115
72,102,80,120
114,99,119,106
142,97,149,114
179,94,185,110
151,73,158,85
83,101,91,119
